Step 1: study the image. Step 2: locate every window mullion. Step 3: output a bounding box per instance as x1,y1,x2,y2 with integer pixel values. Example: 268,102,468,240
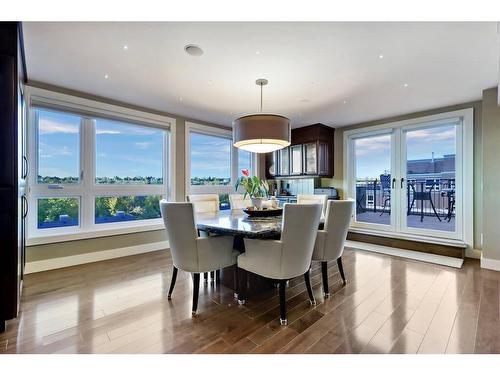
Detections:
81,118,94,231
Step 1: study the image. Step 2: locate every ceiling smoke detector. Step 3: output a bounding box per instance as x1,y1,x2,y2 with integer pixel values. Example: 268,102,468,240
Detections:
184,44,204,56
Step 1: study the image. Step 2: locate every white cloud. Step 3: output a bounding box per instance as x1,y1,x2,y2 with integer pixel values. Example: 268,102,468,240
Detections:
406,128,455,141
39,118,79,134
96,129,121,135
355,135,391,156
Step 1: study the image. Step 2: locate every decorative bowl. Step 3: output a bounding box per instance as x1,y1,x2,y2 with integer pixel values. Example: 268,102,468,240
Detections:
243,207,283,217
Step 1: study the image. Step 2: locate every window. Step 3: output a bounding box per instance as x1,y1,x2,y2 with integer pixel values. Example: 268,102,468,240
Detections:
186,122,256,210
95,195,162,224
27,87,175,243
37,109,81,184
190,132,231,186
95,119,164,185
37,197,79,229
238,149,252,176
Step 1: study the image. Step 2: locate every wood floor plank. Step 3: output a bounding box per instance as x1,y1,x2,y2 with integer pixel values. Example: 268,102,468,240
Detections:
2,249,499,354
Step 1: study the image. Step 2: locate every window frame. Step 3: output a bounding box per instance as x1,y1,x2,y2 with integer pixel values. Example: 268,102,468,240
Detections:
185,122,257,198
26,86,176,245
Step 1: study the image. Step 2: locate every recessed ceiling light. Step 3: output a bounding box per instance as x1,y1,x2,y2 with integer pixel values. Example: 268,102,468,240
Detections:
123,45,128,50
184,44,203,56
104,74,109,79
255,50,261,55
343,100,347,104
179,97,183,101
378,54,384,59
403,83,409,87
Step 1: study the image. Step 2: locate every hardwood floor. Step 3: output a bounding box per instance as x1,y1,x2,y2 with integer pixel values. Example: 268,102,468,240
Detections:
1,247,499,354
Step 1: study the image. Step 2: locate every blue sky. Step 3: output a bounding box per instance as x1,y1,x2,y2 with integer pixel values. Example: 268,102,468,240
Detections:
190,132,252,179
355,124,456,179
95,119,163,179
38,110,164,179
38,110,80,178
38,109,253,180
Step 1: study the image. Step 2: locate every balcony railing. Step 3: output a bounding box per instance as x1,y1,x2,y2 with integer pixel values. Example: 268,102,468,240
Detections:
355,178,455,221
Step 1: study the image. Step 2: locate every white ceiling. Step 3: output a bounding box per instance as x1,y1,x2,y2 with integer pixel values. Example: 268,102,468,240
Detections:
23,22,499,128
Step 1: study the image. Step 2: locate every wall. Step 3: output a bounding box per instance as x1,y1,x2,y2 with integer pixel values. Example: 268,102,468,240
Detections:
323,100,483,251
25,81,230,264
481,87,500,264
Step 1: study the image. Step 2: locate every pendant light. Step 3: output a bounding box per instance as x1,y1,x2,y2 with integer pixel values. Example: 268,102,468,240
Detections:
233,79,291,153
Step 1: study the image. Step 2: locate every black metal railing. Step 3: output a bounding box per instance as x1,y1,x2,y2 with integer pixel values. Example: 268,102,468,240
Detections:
355,178,455,220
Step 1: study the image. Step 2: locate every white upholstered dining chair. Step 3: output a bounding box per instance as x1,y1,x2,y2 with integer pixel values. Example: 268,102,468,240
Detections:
297,194,328,218
187,194,220,213
160,201,238,316
312,199,354,297
229,193,251,210
187,193,221,282
237,203,322,325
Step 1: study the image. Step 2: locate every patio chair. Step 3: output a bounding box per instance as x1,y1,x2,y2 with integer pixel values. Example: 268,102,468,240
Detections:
407,181,442,222
379,173,392,216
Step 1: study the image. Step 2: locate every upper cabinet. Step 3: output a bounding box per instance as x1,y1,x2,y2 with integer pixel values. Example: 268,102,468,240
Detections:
265,123,335,178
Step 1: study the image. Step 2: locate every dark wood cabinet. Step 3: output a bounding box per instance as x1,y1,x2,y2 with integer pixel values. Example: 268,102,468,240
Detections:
265,123,334,178
265,151,277,177
0,22,26,333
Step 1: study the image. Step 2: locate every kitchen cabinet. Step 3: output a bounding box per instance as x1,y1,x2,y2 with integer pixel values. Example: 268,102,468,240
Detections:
265,151,276,177
278,148,290,176
265,123,334,178
303,143,317,175
290,145,303,175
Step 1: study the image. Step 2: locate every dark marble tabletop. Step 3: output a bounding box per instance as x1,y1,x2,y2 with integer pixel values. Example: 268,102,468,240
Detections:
195,209,282,238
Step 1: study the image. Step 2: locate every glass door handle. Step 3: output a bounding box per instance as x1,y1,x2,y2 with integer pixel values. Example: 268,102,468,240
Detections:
392,178,396,189
400,178,405,189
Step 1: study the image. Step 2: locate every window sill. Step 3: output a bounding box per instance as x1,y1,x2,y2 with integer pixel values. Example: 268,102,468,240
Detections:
27,221,165,246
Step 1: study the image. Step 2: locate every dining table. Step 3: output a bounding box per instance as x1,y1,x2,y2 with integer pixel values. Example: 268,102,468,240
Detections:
195,209,323,297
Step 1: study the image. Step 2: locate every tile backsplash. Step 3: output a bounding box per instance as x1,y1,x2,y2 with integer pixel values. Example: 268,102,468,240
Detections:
281,178,314,195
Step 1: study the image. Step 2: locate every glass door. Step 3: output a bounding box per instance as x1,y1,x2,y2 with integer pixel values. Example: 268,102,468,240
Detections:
351,131,395,230
401,120,461,239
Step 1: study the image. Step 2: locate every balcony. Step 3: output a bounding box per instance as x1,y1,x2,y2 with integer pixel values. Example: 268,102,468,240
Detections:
355,178,455,232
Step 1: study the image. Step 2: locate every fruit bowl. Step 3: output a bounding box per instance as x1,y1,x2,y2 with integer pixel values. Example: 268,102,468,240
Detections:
242,207,283,217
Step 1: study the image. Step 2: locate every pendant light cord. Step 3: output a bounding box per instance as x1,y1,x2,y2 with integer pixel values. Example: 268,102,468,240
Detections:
260,82,263,112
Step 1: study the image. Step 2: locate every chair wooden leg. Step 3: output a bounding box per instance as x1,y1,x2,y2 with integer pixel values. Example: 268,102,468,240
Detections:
204,272,208,283
279,280,287,325
210,271,215,283
192,273,200,316
216,269,220,283
304,270,316,305
321,261,329,297
237,268,247,305
337,257,347,286
167,266,178,299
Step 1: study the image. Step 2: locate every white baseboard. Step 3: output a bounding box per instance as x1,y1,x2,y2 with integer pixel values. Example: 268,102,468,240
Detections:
25,241,170,274
345,240,464,269
480,256,500,271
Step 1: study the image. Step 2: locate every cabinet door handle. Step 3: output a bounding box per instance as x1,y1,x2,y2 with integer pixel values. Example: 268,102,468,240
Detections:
392,178,396,189
23,155,28,179
400,177,405,189
22,195,28,219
